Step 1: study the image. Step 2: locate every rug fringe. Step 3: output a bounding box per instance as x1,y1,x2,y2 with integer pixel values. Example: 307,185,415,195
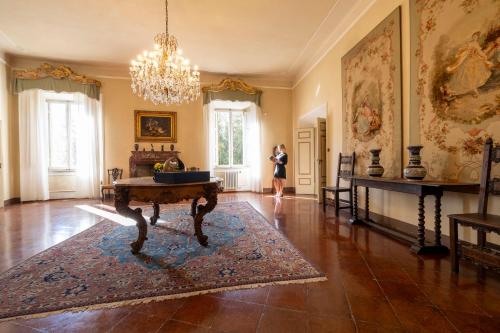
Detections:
0,276,327,322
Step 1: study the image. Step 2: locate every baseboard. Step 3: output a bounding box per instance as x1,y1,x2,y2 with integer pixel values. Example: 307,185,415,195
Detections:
3,197,21,206
262,187,295,194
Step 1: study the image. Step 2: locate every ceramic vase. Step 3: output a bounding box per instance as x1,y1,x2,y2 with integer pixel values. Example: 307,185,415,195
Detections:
367,149,384,177
404,145,427,180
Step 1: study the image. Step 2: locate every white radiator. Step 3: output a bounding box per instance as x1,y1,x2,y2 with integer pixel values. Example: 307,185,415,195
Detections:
215,169,249,191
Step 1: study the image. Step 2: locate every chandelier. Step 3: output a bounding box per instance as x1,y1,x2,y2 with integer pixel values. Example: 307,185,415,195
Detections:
129,0,200,105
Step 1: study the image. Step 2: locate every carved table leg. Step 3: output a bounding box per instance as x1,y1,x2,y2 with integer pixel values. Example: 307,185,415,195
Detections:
150,202,160,225
191,188,218,246
417,195,426,248
114,187,148,255
434,193,442,246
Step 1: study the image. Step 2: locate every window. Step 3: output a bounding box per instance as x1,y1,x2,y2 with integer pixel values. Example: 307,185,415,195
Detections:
215,109,245,167
47,99,79,171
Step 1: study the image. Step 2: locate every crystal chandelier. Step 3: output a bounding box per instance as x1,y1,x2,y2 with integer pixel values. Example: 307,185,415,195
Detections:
129,0,200,105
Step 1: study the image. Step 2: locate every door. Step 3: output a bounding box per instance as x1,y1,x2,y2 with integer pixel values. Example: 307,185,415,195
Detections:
295,128,315,194
316,118,327,202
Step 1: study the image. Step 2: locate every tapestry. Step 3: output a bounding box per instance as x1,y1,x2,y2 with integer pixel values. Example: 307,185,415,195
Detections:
0,202,325,321
342,7,402,177
410,0,500,181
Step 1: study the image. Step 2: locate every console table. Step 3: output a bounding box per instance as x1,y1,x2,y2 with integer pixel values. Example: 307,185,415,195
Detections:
348,176,478,254
114,177,223,254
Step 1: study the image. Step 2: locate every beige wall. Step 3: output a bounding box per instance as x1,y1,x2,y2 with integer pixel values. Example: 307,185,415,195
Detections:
2,58,294,201
292,0,499,242
101,76,293,191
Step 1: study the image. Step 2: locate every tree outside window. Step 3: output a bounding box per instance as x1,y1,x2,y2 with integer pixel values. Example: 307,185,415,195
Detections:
215,110,245,167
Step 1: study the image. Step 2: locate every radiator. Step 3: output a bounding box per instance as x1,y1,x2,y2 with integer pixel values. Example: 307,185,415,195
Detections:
215,170,240,191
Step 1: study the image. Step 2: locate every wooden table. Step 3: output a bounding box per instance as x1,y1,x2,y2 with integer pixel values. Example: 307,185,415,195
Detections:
348,176,478,254
114,177,223,254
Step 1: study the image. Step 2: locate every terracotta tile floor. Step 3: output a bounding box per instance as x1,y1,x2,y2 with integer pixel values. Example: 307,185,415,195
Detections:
0,193,499,332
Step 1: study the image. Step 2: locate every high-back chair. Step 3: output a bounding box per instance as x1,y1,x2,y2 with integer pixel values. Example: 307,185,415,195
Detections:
448,138,500,273
100,168,123,201
322,152,356,216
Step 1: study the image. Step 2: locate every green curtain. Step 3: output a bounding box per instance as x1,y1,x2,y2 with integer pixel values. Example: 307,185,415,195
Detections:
14,77,101,100
203,89,261,106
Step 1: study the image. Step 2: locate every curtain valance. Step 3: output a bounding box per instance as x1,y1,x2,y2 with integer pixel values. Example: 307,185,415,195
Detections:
14,63,101,100
202,78,262,106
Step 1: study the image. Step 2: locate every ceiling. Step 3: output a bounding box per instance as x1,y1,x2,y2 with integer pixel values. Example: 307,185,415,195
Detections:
0,0,370,83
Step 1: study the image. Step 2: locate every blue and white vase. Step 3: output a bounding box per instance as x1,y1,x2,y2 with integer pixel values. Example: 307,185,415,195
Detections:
404,145,427,180
367,149,384,177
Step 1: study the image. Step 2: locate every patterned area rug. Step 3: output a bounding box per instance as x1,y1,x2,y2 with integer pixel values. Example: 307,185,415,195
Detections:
0,201,325,321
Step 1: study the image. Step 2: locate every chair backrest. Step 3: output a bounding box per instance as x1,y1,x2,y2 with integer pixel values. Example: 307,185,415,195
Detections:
107,168,123,184
478,138,500,215
336,152,356,188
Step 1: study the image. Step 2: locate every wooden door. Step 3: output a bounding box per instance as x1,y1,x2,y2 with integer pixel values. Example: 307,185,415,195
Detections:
316,118,327,202
295,128,315,194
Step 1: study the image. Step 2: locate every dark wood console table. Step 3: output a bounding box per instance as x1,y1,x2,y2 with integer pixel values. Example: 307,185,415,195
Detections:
348,176,479,254
114,177,223,254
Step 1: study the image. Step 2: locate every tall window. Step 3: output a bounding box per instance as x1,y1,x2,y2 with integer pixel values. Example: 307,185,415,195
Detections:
47,99,79,171
215,109,245,167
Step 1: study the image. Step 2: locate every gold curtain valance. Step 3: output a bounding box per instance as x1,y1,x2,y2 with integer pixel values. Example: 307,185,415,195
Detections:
13,63,101,100
202,78,262,106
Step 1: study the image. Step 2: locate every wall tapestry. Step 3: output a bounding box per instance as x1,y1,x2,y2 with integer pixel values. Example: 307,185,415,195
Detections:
342,7,402,177
135,110,177,142
410,0,500,181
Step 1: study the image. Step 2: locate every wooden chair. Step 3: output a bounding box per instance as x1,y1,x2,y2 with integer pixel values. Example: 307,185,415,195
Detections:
449,138,500,273
101,168,123,202
322,152,356,216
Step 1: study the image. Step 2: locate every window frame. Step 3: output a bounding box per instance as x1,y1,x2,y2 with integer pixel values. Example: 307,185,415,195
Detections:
214,109,246,168
47,99,77,173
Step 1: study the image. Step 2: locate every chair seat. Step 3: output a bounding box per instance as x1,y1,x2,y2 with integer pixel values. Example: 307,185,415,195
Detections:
323,186,351,192
101,184,114,190
449,213,500,231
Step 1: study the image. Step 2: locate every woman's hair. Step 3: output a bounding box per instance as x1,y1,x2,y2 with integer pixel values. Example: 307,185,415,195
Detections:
272,145,279,155
278,144,286,150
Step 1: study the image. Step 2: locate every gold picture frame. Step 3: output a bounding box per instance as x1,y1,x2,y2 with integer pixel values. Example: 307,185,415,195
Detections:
134,110,177,142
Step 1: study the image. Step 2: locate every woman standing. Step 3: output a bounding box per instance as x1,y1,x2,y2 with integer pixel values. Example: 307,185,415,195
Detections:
273,144,288,197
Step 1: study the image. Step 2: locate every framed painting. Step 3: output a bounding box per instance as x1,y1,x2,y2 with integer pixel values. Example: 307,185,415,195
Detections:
134,110,177,142
410,0,500,181
342,7,402,177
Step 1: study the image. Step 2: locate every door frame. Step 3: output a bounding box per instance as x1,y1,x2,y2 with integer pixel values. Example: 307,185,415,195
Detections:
315,117,327,202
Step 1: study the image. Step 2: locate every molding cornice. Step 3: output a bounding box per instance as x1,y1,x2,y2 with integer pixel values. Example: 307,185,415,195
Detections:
202,78,262,94
292,0,377,89
14,62,102,86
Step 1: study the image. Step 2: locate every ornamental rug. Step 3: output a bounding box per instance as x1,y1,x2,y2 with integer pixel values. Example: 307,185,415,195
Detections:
0,201,325,321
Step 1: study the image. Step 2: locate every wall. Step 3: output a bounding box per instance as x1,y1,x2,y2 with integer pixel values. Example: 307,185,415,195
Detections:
0,54,19,202
292,0,499,242
3,57,294,200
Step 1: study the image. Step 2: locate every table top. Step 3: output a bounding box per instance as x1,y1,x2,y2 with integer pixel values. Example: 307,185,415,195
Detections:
114,177,221,187
350,175,478,187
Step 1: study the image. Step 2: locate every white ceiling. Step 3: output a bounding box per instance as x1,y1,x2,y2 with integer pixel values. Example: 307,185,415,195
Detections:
0,0,373,83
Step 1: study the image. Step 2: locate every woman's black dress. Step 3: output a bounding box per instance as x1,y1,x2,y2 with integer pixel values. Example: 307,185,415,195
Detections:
274,153,288,179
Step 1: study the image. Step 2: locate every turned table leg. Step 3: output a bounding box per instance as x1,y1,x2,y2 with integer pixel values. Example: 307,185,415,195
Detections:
365,187,370,221
417,195,426,248
349,185,361,224
114,188,148,255
434,193,442,246
150,202,160,225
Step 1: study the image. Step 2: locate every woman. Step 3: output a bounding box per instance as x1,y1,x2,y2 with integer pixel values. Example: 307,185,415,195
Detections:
273,144,288,197
446,31,493,97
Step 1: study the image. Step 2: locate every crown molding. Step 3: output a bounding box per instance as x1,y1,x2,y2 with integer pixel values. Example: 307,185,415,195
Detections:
292,0,377,89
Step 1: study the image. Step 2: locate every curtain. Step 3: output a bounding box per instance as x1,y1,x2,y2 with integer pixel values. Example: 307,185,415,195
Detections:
245,103,262,192
19,89,50,201
203,102,216,174
74,93,103,199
